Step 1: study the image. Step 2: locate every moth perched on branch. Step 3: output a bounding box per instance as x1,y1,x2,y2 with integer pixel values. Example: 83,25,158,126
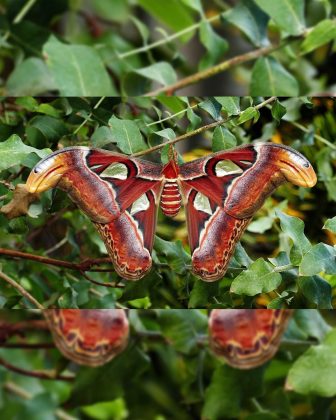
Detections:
25,143,316,282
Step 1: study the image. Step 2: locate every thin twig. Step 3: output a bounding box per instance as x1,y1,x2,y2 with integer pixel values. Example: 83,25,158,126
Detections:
0,358,74,381
0,271,44,309
145,44,281,95
80,271,125,288
118,14,222,59
13,0,37,23
290,121,336,151
1,342,55,349
132,96,277,157
146,103,199,127
0,248,113,272
73,97,106,135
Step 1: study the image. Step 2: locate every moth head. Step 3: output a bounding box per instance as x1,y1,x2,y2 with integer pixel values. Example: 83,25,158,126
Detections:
267,145,317,188
26,150,74,193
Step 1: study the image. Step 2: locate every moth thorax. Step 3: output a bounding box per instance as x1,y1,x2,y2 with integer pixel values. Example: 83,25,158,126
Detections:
160,181,182,218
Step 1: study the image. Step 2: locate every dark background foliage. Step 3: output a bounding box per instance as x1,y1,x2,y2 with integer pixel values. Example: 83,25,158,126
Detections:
0,0,335,95
0,96,335,309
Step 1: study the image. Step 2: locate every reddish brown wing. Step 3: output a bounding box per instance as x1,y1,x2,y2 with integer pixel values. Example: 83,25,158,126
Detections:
179,143,316,281
44,309,129,366
26,147,164,280
208,309,293,369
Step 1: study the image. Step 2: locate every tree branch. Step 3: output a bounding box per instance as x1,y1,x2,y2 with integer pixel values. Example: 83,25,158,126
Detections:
0,271,44,309
132,96,277,157
0,247,113,272
0,358,74,381
145,44,280,96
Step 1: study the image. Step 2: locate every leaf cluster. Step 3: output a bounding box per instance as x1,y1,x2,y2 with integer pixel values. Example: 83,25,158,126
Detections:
0,0,335,95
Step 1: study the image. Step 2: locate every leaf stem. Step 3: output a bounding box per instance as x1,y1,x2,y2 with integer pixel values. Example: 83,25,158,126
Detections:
290,121,336,151
273,264,296,273
146,103,199,127
73,97,106,135
117,14,222,59
13,0,37,24
132,96,277,157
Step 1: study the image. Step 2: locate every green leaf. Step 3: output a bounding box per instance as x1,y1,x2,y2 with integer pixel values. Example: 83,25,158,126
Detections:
286,329,336,397
202,365,265,418
254,0,305,36
0,135,51,172
277,211,311,265
189,280,219,308
26,115,68,147
230,258,282,296
250,57,299,96
299,243,336,276
222,0,270,47
271,100,287,122
199,98,222,120
198,21,228,70
137,0,195,42
247,216,274,233
301,19,336,54
215,97,240,116
298,276,332,309
237,107,260,124
323,217,336,233
108,116,147,154
43,36,116,95
154,237,191,275
6,58,56,96
292,309,332,342
134,62,177,86
212,126,237,151
92,0,130,22
156,309,207,354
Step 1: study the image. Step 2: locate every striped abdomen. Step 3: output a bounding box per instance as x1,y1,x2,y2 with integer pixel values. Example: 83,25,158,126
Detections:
160,181,182,217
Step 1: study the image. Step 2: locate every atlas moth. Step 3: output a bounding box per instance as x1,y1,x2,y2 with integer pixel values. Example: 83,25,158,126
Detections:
26,142,316,282
44,309,129,366
208,309,293,369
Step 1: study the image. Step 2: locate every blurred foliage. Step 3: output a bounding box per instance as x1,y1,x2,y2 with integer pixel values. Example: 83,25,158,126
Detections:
1,309,336,419
0,0,335,95
0,96,335,309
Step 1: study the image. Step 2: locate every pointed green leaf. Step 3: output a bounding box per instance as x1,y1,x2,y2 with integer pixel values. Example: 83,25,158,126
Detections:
301,19,336,54
212,126,237,151
277,211,312,265
222,0,270,47
43,36,116,95
254,0,305,36
299,243,336,276
287,329,336,397
323,216,336,233
230,258,282,296
0,135,51,172
108,117,147,154
250,57,299,96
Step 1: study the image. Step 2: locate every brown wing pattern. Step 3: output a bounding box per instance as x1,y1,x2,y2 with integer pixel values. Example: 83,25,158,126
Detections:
44,309,129,366
209,309,293,369
179,143,316,281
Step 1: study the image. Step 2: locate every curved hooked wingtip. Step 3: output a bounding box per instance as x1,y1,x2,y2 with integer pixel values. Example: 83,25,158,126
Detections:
270,145,317,188
25,152,70,194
